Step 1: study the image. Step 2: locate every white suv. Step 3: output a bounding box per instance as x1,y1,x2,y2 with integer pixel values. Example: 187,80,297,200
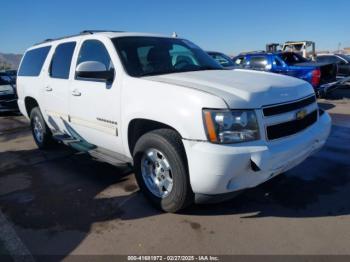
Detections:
17,31,331,212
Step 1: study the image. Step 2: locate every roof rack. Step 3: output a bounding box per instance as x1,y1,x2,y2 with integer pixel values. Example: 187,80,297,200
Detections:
34,30,124,46
80,30,124,34
240,50,266,55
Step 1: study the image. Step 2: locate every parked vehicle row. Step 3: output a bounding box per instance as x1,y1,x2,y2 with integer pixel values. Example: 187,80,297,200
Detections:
232,52,341,97
0,71,18,112
16,31,331,212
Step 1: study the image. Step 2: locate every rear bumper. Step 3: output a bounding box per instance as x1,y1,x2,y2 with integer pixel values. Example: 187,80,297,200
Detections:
183,111,331,196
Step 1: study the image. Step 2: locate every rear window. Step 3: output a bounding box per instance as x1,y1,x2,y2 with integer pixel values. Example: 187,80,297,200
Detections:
249,56,268,69
18,46,51,77
50,42,76,79
279,52,308,65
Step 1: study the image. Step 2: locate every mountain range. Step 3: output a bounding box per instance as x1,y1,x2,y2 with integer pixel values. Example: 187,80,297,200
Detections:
0,52,23,70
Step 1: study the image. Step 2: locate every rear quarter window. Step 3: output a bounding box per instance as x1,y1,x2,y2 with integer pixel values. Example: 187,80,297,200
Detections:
18,46,51,77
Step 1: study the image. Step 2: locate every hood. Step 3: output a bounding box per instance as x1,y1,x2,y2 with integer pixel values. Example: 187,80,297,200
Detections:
145,69,314,108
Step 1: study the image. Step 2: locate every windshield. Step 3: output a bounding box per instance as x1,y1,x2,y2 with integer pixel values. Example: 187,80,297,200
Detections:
278,52,308,65
208,52,234,67
338,54,350,63
0,74,13,85
112,37,223,77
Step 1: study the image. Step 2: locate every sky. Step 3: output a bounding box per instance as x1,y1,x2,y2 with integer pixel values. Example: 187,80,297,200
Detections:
1,0,349,55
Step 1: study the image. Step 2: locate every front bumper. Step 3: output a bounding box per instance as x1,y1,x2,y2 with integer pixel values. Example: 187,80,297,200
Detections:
183,111,331,196
319,76,350,94
0,95,19,112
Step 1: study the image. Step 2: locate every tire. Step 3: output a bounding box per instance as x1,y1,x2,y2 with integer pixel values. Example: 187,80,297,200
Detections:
30,107,55,149
133,129,194,212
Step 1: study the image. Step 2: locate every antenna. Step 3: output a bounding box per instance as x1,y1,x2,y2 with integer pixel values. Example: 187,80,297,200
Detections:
172,32,178,38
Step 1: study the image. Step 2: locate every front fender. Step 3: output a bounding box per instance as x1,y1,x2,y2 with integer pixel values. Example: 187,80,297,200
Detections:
120,77,227,157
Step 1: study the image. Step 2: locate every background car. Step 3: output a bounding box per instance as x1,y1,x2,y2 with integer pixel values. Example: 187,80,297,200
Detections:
316,54,350,79
207,51,235,69
5,69,17,81
0,71,18,112
232,51,343,97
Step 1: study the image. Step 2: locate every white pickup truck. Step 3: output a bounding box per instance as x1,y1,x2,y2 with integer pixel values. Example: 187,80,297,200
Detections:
17,31,331,212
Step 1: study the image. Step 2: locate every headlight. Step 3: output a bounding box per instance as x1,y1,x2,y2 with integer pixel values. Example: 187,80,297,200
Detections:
203,109,260,144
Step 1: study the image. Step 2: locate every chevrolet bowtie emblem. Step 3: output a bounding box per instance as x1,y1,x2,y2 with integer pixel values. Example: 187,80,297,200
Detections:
296,109,307,120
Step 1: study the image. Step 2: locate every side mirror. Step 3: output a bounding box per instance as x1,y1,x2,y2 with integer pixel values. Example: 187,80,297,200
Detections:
76,61,114,82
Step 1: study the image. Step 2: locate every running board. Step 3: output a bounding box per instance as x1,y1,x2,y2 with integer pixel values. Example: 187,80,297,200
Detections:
53,133,132,167
89,148,132,167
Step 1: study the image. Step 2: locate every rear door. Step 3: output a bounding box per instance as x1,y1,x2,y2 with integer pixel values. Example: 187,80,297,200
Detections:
68,38,123,154
44,41,77,134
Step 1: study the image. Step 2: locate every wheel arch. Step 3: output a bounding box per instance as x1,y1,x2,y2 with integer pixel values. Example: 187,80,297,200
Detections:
127,118,184,157
24,96,39,117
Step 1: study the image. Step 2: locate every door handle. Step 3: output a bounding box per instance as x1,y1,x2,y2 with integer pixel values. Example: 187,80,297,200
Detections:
72,89,81,96
45,86,53,92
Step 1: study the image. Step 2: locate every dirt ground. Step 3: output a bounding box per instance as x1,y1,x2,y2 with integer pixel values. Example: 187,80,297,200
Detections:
0,87,350,259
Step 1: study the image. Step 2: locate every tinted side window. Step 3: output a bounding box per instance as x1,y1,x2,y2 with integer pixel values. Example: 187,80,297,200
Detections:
274,57,283,66
50,42,76,79
249,56,268,70
18,46,51,76
233,56,246,67
77,40,113,71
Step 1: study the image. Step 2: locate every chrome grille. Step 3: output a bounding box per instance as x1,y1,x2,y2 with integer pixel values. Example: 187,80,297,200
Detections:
263,95,318,140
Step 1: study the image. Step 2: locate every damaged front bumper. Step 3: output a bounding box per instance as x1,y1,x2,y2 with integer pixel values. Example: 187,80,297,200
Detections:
183,111,331,199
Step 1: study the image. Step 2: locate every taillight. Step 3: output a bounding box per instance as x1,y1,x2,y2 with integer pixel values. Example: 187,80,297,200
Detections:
311,69,321,87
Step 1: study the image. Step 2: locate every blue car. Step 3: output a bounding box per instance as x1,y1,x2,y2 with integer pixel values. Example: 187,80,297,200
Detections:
232,52,345,97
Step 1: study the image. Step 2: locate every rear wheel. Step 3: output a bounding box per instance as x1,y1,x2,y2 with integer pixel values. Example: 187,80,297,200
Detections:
133,129,194,212
30,107,55,149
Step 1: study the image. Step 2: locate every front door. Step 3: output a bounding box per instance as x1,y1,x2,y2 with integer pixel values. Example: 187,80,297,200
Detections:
68,39,123,154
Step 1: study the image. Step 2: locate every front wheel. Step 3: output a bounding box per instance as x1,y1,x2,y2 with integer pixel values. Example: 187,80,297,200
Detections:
133,129,194,212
